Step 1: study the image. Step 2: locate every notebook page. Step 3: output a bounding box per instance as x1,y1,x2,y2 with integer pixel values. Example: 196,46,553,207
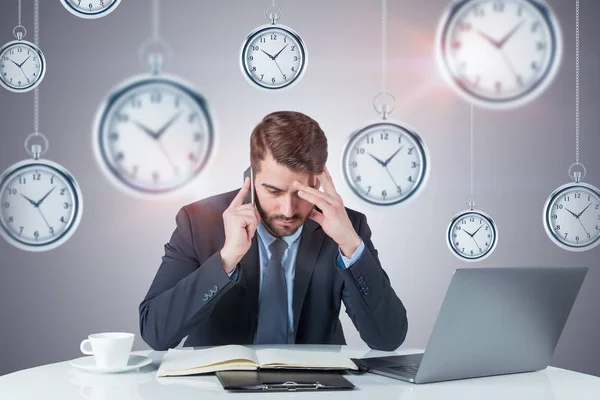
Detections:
158,345,258,376
255,348,358,370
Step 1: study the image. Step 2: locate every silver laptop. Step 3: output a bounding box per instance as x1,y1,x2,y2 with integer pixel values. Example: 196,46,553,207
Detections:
353,266,587,384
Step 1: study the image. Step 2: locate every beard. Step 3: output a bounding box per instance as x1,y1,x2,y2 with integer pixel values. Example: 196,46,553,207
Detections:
256,201,306,238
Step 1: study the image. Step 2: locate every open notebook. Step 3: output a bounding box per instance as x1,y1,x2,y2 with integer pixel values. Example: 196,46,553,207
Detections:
157,345,358,377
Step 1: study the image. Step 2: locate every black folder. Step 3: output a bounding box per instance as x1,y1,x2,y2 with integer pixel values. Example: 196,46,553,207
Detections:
216,370,355,392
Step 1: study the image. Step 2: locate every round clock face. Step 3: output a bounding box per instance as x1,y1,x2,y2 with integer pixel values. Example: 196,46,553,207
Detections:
240,24,307,89
94,75,214,197
60,0,122,19
448,210,498,261
544,183,600,251
436,0,562,109
0,160,83,252
341,122,428,206
0,40,45,93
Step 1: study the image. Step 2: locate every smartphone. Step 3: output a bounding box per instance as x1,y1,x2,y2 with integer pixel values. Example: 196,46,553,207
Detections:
243,166,255,205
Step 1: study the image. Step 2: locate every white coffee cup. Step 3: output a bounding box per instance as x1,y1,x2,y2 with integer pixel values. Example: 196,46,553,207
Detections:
80,332,135,369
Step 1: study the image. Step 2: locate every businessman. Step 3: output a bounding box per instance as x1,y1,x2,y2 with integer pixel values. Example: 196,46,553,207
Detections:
139,111,408,351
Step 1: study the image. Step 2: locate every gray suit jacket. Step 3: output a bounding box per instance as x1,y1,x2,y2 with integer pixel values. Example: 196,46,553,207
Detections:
139,189,408,351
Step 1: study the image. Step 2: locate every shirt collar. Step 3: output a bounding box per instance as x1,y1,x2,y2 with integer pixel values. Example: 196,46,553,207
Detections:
257,220,304,250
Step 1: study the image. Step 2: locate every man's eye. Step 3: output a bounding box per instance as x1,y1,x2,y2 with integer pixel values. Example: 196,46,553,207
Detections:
269,190,281,195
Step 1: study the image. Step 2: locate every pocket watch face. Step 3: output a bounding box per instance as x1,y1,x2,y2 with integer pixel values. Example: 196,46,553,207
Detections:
341,122,428,206
60,0,122,19
0,160,83,251
544,183,600,251
0,41,45,93
448,210,498,261
94,76,214,197
436,0,562,109
241,24,307,89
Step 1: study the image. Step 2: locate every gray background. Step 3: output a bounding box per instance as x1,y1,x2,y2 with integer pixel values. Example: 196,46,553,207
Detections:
1,0,599,378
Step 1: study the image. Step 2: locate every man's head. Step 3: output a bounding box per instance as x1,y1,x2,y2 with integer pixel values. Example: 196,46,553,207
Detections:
250,111,328,237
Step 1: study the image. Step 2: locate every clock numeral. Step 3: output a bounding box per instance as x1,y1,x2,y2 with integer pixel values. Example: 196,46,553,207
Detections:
33,172,41,181
252,66,257,72
555,225,561,231
457,21,471,31
130,97,142,108
473,6,484,17
555,204,563,210
461,220,467,225
109,132,119,142
18,226,24,235
516,75,524,87
531,61,539,71
408,176,414,183
188,113,198,123
294,56,299,61
283,74,287,81
60,216,67,224
596,225,600,231
495,81,502,93
7,216,13,223
34,231,39,240
291,67,295,72
366,136,374,144
18,177,26,184
452,233,457,238
355,147,365,155
6,188,17,195
536,42,546,51
252,45,259,51
367,186,372,194
408,147,414,155
564,195,570,202
270,34,278,40
485,226,489,230
49,227,54,236
380,132,389,140
485,242,489,247
188,152,199,163
493,1,505,12
271,77,276,84
382,190,387,199
574,192,581,199
350,161,358,168
397,186,402,194
411,162,419,168
291,46,296,51
150,91,162,103
115,152,125,162
284,36,287,43
247,55,254,61
487,234,492,239
115,113,129,123
2,202,9,209
470,250,474,256
260,74,264,81
354,175,361,183
152,172,160,182
131,165,139,177
469,217,475,222
63,202,70,209
551,214,558,220
455,226,462,231
531,21,540,33
60,188,67,196
575,236,580,243
595,204,599,210
260,37,266,43
587,233,591,239
50,175,55,184
194,133,204,142
517,5,524,17
564,233,568,239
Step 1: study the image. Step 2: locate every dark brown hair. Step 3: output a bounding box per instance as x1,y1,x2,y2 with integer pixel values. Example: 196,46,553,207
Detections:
250,111,328,174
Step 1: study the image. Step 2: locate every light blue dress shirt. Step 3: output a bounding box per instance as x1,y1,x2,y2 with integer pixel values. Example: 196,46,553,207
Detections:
227,221,365,334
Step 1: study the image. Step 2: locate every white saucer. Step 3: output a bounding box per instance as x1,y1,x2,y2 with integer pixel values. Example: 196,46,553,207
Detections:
69,355,152,374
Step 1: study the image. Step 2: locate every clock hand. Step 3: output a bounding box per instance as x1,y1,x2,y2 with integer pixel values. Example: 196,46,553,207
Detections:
272,44,289,60
133,120,158,140
154,112,182,140
471,225,483,237
497,21,524,49
20,193,38,207
499,50,519,79
261,49,275,60
18,55,31,68
18,66,29,82
577,218,590,238
367,152,386,167
37,207,52,230
383,165,401,191
471,236,483,252
35,186,56,207
383,146,404,166
564,207,579,219
273,58,286,78
462,228,474,237
156,140,179,176
11,59,20,68
476,29,500,48
577,202,593,218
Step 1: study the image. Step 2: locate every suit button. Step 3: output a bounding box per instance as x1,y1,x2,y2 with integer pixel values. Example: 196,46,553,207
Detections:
203,294,209,301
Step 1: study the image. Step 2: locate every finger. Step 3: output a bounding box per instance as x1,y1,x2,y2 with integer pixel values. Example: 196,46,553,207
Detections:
294,181,337,205
229,177,250,208
319,166,338,197
297,188,333,213
308,208,325,225
231,208,260,222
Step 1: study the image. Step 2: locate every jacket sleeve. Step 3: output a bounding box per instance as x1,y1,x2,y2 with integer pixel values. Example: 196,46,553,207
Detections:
138,206,240,350
337,213,408,351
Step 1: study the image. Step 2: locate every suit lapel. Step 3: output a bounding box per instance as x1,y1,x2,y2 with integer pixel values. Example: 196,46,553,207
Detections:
292,219,324,334
240,234,260,341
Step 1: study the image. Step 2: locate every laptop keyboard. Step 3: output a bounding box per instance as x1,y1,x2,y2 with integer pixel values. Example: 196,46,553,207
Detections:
386,364,420,374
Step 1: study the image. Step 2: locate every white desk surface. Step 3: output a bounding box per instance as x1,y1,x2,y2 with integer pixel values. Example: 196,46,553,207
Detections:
1,345,599,399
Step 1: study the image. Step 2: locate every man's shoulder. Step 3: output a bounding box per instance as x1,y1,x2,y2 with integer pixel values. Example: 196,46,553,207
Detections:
180,188,239,219
344,206,366,228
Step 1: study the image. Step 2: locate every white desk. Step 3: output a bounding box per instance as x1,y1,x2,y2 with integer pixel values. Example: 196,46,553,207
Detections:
1,345,599,399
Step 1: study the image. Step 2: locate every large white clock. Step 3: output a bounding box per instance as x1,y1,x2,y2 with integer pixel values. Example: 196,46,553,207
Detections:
60,0,122,19
94,74,215,198
436,0,562,109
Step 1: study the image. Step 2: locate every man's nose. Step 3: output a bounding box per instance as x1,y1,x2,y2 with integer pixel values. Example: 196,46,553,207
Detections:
280,195,295,218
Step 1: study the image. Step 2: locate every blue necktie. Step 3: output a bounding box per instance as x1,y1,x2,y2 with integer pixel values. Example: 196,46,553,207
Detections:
254,238,288,344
